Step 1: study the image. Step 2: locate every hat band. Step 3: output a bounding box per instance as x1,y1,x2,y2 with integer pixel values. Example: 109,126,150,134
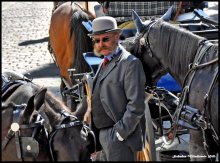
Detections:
89,28,121,36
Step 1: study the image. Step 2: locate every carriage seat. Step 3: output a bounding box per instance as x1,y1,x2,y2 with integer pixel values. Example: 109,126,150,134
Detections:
156,73,181,93
83,52,103,76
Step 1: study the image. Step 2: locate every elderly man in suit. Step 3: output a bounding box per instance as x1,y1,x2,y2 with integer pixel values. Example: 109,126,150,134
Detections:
87,16,146,161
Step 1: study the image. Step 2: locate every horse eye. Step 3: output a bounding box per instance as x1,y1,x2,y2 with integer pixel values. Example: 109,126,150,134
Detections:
140,37,146,46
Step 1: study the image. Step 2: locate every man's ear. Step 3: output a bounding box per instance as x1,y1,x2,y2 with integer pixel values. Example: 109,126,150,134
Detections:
115,33,120,40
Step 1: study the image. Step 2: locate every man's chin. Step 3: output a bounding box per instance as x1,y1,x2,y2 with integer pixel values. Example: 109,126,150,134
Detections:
100,50,110,55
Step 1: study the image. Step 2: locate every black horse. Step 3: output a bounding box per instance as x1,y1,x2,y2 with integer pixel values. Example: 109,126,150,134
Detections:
125,10,218,161
2,69,95,161
2,96,50,161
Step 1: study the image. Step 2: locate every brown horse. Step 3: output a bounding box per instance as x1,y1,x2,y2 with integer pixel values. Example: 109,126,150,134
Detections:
49,2,98,98
53,1,99,18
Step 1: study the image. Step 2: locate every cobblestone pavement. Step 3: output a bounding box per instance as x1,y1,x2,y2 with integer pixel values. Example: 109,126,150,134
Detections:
2,2,62,99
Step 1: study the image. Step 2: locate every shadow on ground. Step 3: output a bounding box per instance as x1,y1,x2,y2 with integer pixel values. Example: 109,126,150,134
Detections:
18,37,49,46
23,63,60,78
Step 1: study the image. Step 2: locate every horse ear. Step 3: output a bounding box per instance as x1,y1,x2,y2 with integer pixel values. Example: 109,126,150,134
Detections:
160,6,173,22
132,9,144,33
34,88,47,111
22,96,35,122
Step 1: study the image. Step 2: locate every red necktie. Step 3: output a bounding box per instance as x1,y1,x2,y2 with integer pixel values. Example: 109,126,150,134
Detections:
102,57,109,69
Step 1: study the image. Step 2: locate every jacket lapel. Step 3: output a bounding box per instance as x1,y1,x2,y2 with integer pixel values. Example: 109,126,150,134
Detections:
100,51,122,81
92,48,123,92
92,63,102,92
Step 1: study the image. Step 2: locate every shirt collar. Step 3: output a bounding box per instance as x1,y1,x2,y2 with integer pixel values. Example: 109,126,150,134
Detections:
104,46,122,61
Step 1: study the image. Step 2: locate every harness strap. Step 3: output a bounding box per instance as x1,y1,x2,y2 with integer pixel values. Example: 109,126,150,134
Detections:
145,20,158,58
2,129,14,151
203,67,218,120
54,120,83,130
15,131,22,160
172,41,217,146
183,41,218,157
12,108,24,160
2,82,24,101
49,130,57,161
183,40,213,87
202,67,219,155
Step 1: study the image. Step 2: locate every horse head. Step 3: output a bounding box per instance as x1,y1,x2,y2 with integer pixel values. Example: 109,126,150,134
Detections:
2,69,95,161
2,91,50,161
31,88,94,161
131,7,219,161
126,8,174,85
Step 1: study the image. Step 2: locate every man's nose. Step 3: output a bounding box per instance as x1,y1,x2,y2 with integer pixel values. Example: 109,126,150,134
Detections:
97,40,104,46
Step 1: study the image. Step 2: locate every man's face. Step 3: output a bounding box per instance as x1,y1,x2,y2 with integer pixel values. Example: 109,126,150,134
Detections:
92,32,119,57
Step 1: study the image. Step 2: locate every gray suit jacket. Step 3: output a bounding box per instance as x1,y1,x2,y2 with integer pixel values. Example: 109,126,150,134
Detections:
92,45,146,151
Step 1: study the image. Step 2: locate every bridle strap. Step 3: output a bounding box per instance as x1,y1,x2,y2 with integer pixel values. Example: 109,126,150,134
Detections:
48,111,84,161
12,105,26,160
2,129,14,151
54,120,83,130
2,104,25,151
174,40,216,123
145,20,158,57
203,67,219,146
137,20,158,59
2,104,45,160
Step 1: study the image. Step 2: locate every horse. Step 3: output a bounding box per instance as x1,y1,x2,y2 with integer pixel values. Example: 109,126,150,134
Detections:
2,69,96,161
2,96,50,161
126,10,218,161
52,1,99,18
49,2,97,110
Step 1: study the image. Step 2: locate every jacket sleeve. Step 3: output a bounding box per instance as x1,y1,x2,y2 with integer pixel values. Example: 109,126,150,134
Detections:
114,57,146,139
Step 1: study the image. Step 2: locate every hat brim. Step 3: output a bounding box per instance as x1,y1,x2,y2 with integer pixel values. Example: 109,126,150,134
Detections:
88,28,122,37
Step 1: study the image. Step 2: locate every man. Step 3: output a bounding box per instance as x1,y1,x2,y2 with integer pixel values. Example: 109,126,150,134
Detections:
87,16,146,161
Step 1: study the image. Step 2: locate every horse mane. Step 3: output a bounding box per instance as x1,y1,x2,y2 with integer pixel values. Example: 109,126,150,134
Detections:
45,91,71,113
153,20,207,77
70,8,93,77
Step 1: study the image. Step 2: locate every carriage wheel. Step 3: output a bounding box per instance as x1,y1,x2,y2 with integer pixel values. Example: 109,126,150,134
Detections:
137,96,157,161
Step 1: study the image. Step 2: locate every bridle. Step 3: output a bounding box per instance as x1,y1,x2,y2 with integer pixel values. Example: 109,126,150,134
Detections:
134,19,167,83
48,110,83,161
46,110,96,161
2,100,96,161
2,77,96,161
2,104,46,161
134,19,158,59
